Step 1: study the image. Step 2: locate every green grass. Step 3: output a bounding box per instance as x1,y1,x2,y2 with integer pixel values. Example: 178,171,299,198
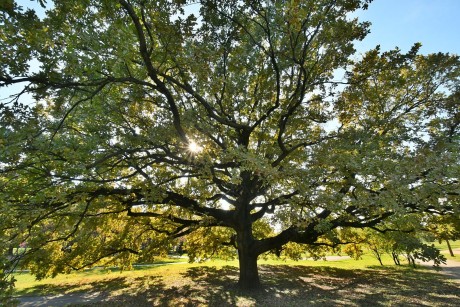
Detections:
13,257,186,296
12,254,401,295
13,254,460,306
430,240,460,260
433,240,460,251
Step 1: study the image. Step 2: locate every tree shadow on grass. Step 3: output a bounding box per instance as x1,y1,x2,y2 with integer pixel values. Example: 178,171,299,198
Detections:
18,265,460,306
170,265,459,307
17,276,133,297
258,265,460,306
101,265,460,306
17,275,165,307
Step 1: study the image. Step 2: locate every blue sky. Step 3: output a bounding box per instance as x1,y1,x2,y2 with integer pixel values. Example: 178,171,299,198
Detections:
354,0,460,55
4,0,459,102
13,0,460,55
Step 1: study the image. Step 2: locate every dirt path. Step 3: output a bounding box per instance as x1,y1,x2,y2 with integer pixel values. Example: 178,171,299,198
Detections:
420,248,460,283
440,259,460,282
17,291,109,307
435,248,460,282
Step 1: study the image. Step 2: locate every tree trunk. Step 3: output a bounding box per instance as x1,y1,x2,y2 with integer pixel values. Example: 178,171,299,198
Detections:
392,252,400,265
237,247,260,289
370,247,383,265
446,240,455,257
235,195,261,289
406,254,416,268
376,252,383,266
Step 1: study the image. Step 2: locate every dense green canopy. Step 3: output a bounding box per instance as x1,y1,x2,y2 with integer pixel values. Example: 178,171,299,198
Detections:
1,0,459,288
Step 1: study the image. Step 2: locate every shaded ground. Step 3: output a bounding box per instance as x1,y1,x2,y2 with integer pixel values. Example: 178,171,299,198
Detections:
18,261,460,307
442,248,460,281
419,248,460,282
18,291,108,307
442,259,460,281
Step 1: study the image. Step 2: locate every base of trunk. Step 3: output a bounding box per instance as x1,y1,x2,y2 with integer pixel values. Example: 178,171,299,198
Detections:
237,276,261,289
237,250,260,289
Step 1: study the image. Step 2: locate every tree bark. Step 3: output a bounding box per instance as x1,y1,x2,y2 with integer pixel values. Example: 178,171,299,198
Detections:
235,194,261,289
392,252,400,265
375,251,383,266
237,247,260,289
446,240,455,257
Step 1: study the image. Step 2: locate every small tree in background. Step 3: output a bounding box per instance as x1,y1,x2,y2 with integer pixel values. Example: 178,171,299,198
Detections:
362,230,389,266
387,232,446,268
426,215,460,257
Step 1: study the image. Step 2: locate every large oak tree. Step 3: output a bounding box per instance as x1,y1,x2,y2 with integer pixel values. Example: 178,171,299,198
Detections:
1,0,459,288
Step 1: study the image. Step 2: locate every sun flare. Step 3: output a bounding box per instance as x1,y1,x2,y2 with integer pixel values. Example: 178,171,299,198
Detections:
188,140,202,153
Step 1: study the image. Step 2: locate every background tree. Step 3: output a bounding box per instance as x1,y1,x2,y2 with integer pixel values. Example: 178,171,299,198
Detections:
340,216,449,267
426,215,460,257
386,231,446,268
361,229,388,266
1,0,459,288
363,229,447,267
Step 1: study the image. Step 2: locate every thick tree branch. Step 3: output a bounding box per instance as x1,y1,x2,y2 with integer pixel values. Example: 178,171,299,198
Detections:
250,191,299,221
118,0,187,143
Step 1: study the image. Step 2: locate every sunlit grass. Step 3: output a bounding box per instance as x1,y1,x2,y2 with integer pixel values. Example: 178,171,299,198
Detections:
428,240,460,261
13,253,460,307
12,245,460,306
432,240,460,251
433,240,460,259
14,251,457,297
13,257,187,295
14,243,459,295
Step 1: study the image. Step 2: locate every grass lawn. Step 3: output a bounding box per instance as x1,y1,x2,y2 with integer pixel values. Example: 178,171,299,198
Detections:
433,240,460,251
432,240,460,260
13,252,460,307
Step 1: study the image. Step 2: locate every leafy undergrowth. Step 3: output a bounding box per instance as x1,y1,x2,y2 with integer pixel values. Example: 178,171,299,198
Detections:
15,259,460,306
